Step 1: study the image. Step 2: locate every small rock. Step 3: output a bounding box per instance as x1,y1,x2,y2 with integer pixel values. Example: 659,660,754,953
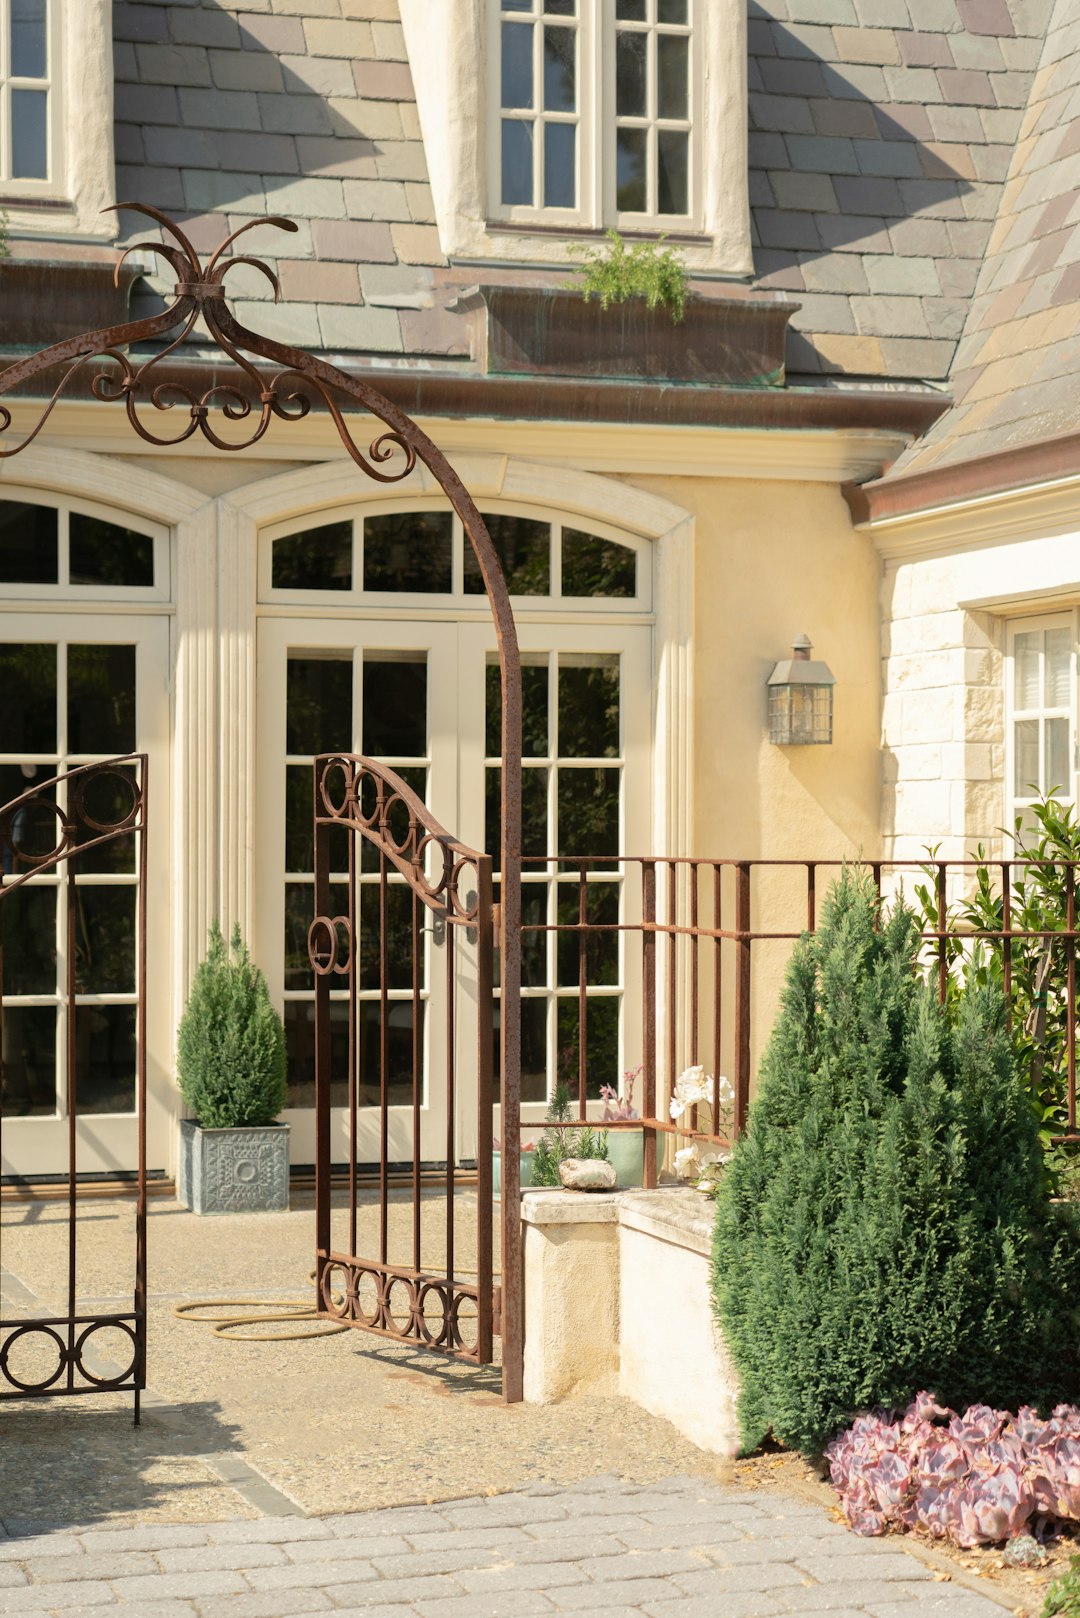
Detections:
558,1157,617,1191
1004,1535,1046,1568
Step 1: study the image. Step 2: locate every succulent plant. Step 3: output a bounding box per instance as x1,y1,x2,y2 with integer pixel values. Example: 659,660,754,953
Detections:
826,1393,1080,1548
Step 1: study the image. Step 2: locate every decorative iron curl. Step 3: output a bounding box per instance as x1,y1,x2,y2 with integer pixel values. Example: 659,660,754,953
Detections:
0,202,414,480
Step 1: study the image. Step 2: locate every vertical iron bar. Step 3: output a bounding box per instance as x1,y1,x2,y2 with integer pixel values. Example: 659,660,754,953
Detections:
412,886,421,1278
445,919,456,1309
936,862,947,1006
475,859,494,1364
578,863,587,1120
1001,863,1012,1028
66,829,77,1392
734,862,751,1137
348,827,357,1261
712,863,722,1132
690,861,699,1064
667,860,677,1097
642,861,657,1189
313,762,332,1307
379,848,389,1267
134,759,148,1424
1067,864,1076,1134
807,862,815,933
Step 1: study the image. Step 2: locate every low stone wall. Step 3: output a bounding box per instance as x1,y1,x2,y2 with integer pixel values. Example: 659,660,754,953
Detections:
521,1186,741,1457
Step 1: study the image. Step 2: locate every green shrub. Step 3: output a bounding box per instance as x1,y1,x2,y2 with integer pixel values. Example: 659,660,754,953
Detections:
567,230,689,323
1044,1556,1080,1618
177,921,287,1129
531,1081,609,1186
711,867,1080,1458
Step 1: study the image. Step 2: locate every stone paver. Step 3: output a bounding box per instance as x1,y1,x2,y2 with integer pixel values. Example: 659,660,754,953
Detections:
0,1477,1008,1618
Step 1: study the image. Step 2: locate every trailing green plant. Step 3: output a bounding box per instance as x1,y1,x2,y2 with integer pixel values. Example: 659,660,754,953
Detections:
177,921,287,1129
0,211,10,260
711,866,1080,1459
913,794,1080,1170
566,230,688,323
530,1081,609,1186
1044,1556,1080,1618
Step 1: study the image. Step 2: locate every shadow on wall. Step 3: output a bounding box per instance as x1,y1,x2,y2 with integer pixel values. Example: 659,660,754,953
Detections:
114,0,459,359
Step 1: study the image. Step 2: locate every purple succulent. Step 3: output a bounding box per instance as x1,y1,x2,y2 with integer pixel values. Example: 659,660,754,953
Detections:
827,1395,1080,1548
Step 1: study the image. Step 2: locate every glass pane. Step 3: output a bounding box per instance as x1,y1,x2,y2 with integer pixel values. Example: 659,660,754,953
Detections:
559,655,619,758
69,515,154,588
11,0,46,77
357,1000,419,1108
0,643,56,753
658,0,688,18
562,530,636,597
12,89,47,179
544,0,575,12
363,511,452,594
557,995,618,1100
658,129,689,214
359,882,418,993
503,0,532,10
284,998,349,1111
557,881,619,987
544,121,576,208
73,765,136,875
502,20,533,109
558,767,620,858
68,645,136,755
1047,717,1070,796
76,886,135,994
1,884,54,995
284,882,347,992
521,882,549,986
487,765,548,867
616,29,647,117
362,655,426,758
466,514,550,595
1014,718,1039,798
495,995,548,1105
657,33,689,119
0,500,57,585
1014,631,1040,711
286,655,351,756
543,24,575,111
501,118,534,206
486,658,548,757
75,1004,136,1114
1045,626,1072,708
0,1005,55,1115
272,522,352,592
616,127,647,212
616,0,646,17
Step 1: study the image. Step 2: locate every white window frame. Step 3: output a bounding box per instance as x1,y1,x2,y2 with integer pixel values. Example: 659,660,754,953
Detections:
1,0,116,242
0,487,169,604
0,0,59,194
1005,611,1078,842
400,0,750,275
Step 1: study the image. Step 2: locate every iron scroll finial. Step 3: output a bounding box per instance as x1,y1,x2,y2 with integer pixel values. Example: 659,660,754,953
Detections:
0,201,416,478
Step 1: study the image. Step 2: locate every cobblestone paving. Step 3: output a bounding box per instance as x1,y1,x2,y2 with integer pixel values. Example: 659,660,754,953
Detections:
0,1475,1007,1617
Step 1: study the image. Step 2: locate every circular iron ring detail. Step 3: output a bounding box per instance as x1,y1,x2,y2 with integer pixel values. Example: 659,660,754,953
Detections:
308,915,352,977
73,1319,139,1388
72,767,142,833
0,1322,68,1393
3,799,75,866
415,1281,451,1347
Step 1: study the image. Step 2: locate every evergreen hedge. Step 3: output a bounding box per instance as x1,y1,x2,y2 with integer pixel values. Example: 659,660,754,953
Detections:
711,868,1080,1458
177,921,287,1129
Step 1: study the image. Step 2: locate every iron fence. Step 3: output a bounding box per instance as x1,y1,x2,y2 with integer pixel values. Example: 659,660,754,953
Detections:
516,855,1080,1182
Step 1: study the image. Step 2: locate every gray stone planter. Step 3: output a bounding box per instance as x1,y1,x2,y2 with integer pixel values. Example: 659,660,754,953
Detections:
178,1119,289,1214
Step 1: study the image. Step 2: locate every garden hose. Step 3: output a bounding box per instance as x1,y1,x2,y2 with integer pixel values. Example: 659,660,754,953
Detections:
174,1266,495,1342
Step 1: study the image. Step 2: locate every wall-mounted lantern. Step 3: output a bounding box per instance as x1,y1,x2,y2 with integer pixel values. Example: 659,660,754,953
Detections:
767,635,835,745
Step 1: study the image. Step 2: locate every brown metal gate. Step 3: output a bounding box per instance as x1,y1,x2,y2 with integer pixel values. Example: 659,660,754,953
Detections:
309,755,498,1371
0,756,148,1421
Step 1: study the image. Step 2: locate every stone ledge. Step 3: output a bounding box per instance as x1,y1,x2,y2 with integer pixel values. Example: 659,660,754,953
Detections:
521,1185,713,1255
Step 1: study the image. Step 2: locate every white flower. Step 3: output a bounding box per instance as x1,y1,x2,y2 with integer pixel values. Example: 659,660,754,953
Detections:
673,1143,702,1178
669,1064,714,1120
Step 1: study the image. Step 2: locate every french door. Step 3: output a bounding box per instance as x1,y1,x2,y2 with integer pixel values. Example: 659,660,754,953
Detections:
0,615,170,1177
258,612,651,1168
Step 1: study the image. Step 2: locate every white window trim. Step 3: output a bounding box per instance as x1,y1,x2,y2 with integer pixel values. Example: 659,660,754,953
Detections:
1004,610,1078,843
3,0,116,242
399,0,750,276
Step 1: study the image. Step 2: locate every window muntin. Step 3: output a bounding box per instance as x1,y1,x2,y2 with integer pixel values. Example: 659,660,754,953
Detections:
260,502,650,613
1,0,57,189
490,0,696,230
1007,614,1077,840
0,495,167,601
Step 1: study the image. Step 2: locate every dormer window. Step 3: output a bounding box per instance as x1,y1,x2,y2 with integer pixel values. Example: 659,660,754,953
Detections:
492,0,695,230
1,0,55,189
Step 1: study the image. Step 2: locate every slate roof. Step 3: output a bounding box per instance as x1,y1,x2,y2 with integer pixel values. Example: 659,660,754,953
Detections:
749,0,1055,383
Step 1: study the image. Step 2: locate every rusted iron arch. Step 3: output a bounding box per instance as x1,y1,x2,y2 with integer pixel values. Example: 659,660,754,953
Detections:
0,203,525,1402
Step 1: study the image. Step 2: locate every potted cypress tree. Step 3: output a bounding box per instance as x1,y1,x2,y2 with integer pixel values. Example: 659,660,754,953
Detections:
176,921,289,1215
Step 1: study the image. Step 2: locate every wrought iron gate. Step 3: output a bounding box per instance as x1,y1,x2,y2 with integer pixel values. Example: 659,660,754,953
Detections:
309,755,498,1371
0,756,148,1421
